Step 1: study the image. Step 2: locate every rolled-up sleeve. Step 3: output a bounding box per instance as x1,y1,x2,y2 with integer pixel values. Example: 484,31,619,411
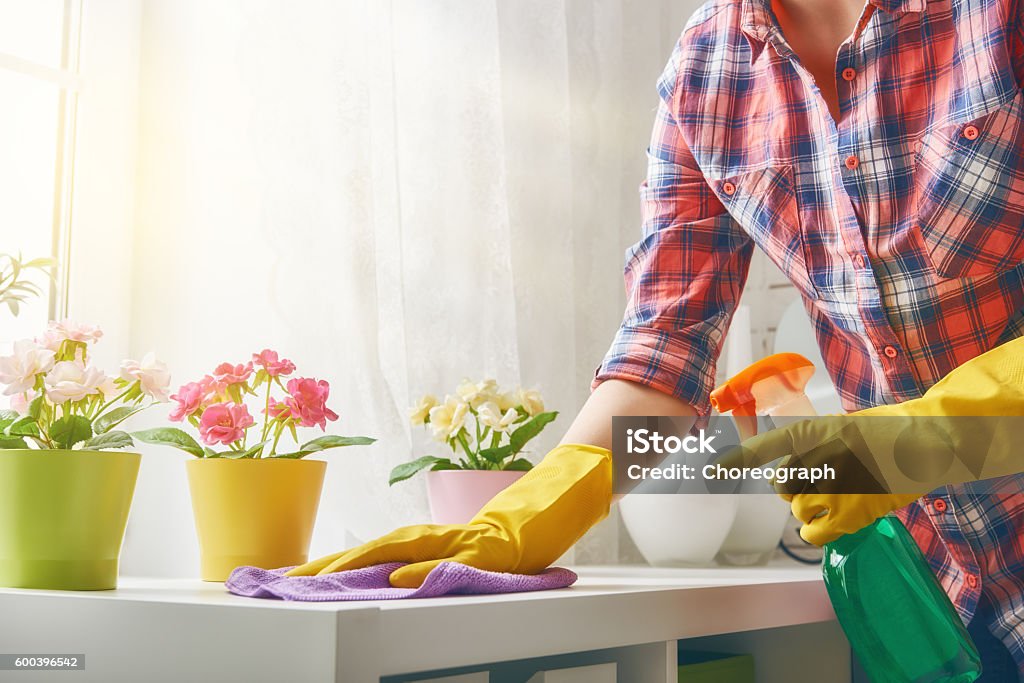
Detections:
592,48,753,415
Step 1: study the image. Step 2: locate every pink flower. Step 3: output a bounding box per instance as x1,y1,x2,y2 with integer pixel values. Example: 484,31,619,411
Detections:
265,399,292,420
212,362,253,387
197,374,218,396
284,377,338,430
169,381,208,422
198,403,254,446
252,349,296,377
37,320,103,350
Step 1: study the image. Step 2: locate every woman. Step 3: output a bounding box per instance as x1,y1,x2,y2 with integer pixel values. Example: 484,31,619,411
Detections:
293,0,1024,677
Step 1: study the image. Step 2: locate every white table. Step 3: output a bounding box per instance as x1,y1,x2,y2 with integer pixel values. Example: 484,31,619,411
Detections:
0,561,850,682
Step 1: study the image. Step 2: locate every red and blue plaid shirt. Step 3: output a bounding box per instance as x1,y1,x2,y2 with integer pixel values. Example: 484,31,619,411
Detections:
595,0,1024,667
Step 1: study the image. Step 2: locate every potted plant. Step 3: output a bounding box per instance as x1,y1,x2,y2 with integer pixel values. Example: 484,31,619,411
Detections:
0,252,56,317
135,350,375,581
0,320,169,590
393,379,557,524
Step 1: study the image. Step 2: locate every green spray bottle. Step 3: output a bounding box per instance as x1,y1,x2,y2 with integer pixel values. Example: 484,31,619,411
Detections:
711,354,981,683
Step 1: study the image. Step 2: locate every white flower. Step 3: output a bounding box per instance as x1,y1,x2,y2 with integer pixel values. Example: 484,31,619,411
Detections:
477,400,518,432
9,390,35,415
514,387,545,416
456,378,499,408
98,375,120,400
37,319,104,350
428,395,469,442
43,360,107,404
496,392,517,412
120,352,171,401
409,394,438,425
0,339,56,395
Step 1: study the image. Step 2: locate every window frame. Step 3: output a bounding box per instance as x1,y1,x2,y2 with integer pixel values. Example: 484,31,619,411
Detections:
0,0,83,323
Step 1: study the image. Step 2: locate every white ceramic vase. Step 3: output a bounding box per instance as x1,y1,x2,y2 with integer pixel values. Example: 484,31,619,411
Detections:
619,494,739,567
716,494,791,565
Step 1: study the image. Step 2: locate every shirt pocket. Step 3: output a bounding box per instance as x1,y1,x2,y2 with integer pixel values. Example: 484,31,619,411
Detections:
714,164,817,299
914,88,1024,279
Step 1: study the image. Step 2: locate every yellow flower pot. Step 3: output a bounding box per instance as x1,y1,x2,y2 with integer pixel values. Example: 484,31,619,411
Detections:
0,449,140,591
186,458,326,581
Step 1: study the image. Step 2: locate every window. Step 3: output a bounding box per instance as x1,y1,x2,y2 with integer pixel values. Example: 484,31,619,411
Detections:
0,0,82,343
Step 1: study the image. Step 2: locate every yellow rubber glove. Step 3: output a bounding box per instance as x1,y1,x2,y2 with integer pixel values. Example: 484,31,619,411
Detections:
782,493,924,547
724,336,1024,546
287,443,612,587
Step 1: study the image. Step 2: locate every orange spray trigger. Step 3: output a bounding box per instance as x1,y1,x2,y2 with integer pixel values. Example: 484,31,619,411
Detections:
710,353,817,440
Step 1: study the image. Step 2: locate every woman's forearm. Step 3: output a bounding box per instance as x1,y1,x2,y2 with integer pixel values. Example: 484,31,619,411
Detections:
560,379,697,451
560,379,696,502
561,377,695,444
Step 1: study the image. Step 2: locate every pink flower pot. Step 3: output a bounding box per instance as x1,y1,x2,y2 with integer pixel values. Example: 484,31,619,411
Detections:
425,470,526,525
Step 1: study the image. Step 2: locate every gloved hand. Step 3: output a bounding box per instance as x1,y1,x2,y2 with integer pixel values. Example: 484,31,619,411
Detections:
287,443,612,587
720,337,1024,546
779,491,924,547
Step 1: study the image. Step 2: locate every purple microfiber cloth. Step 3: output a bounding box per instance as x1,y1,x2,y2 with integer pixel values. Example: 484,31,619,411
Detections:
225,562,577,601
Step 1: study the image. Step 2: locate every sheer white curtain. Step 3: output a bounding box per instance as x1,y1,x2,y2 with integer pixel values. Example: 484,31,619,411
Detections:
117,0,700,576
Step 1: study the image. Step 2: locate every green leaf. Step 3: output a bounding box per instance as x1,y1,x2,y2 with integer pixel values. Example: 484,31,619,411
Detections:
6,415,39,438
239,440,269,459
133,427,204,457
270,440,364,459
388,456,450,486
4,282,40,295
0,410,19,433
502,458,534,471
429,459,460,471
27,396,43,420
122,383,143,403
203,446,219,458
478,444,513,465
0,436,28,449
80,430,134,450
299,435,376,453
509,411,559,453
94,406,145,434
50,415,93,449
269,450,310,459
24,256,57,270
219,450,250,459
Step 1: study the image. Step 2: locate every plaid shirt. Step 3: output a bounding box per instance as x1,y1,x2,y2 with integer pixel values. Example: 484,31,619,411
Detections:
595,0,1024,667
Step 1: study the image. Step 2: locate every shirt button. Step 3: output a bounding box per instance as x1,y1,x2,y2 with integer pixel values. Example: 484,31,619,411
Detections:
722,181,736,195
842,67,857,82
932,498,948,513
883,345,899,359
966,574,979,589
844,155,860,170
962,125,980,140
853,253,865,268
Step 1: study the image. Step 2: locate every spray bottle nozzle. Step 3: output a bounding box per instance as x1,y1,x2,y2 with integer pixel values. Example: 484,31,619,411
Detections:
711,353,815,414
711,353,817,439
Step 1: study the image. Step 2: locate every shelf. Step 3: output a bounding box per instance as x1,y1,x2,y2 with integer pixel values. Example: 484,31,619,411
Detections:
0,561,844,682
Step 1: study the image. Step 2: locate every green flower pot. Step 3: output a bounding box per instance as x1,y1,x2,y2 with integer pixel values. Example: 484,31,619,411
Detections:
0,449,140,590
